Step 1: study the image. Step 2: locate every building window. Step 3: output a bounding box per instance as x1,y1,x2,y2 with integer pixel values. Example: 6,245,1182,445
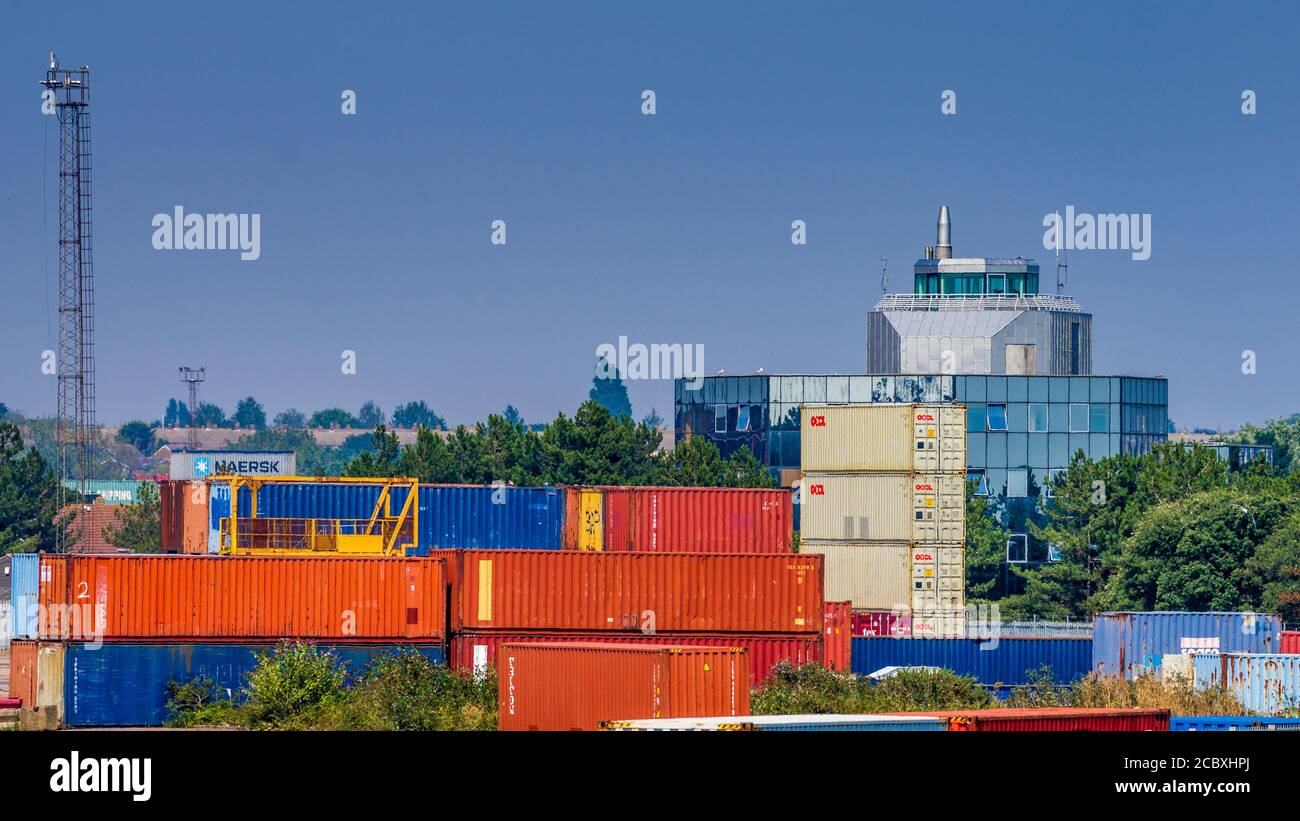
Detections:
736,405,751,432
967,403,986,433
1069,403,1089,432
1028,403,1049,432
986,403,1008,432
967,469,990,496
1070,322,1081,375
714,405,727,433
1007,469,1028,498
1089,404,1109,433
1006,534,1029,564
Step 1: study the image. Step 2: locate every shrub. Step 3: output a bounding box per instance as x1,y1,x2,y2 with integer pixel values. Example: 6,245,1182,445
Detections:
241,642,349,728
352,650,497,731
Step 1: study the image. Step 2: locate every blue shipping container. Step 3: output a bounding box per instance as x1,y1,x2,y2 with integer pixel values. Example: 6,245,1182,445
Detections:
850,637,1093,686
1172,715,1300,731
63,642,446,727
5,553,41,639
211,482,565,553
1190,652,1300,716
606,714,947,731
1093,612,1284,680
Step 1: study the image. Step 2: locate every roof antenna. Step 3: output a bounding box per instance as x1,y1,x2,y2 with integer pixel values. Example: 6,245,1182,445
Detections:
1056,225,1068,294
880,257,889,294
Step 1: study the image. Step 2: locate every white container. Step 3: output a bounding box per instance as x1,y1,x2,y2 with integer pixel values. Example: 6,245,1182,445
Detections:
799,541,911,611
801,404,966,473
801,472,965,544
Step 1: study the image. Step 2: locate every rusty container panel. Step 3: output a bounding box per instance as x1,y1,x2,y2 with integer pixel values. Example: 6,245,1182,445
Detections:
498,642,750,731
37,555,446,641
1281,631,1300,654
8,639,38,705
801,404,966,473
598,487,794,554
456,550,822,634
160,480,185,553
1192,652,1300,716
822,601,851,672
897,707,1169,732
451,631,819,682
1093,612,1284,679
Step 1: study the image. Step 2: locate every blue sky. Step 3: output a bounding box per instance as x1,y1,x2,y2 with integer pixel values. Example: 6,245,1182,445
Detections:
1,1,1296,430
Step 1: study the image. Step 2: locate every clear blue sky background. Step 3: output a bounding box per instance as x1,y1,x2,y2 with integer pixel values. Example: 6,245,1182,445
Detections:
1,1,1296,431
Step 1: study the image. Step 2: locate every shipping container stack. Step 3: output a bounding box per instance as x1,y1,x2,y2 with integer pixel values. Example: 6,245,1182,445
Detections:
799,404,967,637
7,553,449,727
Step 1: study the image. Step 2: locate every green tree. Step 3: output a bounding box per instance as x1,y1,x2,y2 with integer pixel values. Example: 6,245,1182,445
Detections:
104,482,162,553
308,407,359,429
391,401,445,430
194,402,228,428
273,408,306,428
116,420,157,454
588,355,632,419
541,401,660,485
343,426,403,477
164,398,192,428
654,435,727,486
502,405,525,430
0,422,62,552
643,408,664,430
1243,509,1300,624
1234,414,1300,474
965,480,1011,601
399,427,458,483
357,401,386,429
233,397,267,429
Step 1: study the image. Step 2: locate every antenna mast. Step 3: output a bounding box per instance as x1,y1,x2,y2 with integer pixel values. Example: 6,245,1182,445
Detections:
41,53,95,550
880,257,889,294
180,367,206,451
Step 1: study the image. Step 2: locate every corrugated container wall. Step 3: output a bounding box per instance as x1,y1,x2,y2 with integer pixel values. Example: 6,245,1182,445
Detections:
905,707,1169,732
453,550,822,634
450,632,820,683
61,642,446,727
38,555,447,641
1281,631,1300,654
6,553,40,639
823,601,851,672
851,637,1094,686
800,404,966,473
498,643,751,731
851,609,912,637
159,480,208,554
800,541,911,610
1092,612,1283,679
1191,652,1300,716
1171,715,1300,731
591,487,793,554
800,472,965,543
249,483,565,553
8,639,38,705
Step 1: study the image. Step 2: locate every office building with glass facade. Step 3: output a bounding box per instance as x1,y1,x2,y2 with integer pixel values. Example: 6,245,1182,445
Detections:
674,373,1169,560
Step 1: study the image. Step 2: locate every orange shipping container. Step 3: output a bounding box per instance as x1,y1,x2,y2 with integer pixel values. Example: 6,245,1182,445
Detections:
498,642,751,731
8,639,38,705
822,601,852,672
38,555,446,641
451,550,822,634
159,480,209,554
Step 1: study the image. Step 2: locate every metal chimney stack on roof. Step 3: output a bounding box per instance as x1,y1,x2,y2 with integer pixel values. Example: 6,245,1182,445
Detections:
936,205,952,259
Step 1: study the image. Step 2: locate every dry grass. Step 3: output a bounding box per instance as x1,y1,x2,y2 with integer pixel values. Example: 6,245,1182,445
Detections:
1069,672,1251,716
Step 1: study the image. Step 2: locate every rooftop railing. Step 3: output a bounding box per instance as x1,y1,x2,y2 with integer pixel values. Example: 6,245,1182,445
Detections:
875,293,1086,312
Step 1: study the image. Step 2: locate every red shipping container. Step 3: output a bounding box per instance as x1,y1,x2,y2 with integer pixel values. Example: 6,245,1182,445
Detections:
600,487,793,553
896,708,1169,732
37,555,446,641
451,631,820,682
450,550,822,634
852,609,912,637
823,601,851,672
498,642,751,731
8,639,37,705
1281,630,1300,654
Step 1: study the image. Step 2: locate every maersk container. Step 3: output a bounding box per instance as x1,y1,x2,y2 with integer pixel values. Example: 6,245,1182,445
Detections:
602,714,947,731
2,553,40,639
851,637,1093,686
1172,715,1300,731
1092,612,1283,679
800,541,910,610
800,404,966,473
61,642,446,727
1191,652,1300,716
245,482,564,553
800,472,964,544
